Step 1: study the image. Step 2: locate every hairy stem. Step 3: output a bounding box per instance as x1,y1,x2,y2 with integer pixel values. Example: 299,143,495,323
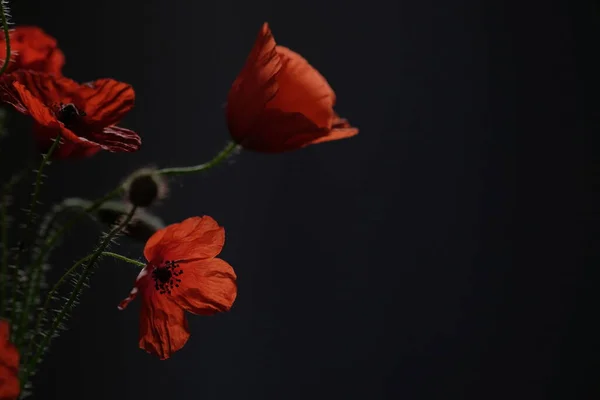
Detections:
0,0,12,76
22,206,138,383
21,186,124,338
157,141,239,176
0,189,8,315
102,251,145,268
13,136,61,344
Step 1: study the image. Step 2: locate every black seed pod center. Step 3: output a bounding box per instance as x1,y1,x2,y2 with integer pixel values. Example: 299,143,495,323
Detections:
154,268,172,283
56,103,86,128
151,260,183,295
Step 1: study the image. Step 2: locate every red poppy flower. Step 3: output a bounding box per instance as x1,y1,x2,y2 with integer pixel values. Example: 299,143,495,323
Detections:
226,22,358,153
1,26,65,75
0,70,141,158
118,216,237,360
0,321,19,400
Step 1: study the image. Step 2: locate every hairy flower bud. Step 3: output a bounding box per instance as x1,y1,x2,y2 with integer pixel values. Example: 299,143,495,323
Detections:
123,168,167,208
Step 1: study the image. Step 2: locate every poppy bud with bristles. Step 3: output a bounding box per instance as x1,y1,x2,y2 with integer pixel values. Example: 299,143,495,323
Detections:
122,168,167,208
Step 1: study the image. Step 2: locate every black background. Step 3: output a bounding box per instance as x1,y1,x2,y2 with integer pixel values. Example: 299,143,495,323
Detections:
2,0,595,399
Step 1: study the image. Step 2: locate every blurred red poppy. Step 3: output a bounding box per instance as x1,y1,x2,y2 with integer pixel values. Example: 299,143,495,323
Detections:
1,26,65,75
226,22,358,153
118,216,237,360
0,70,140,158
0,321,19,400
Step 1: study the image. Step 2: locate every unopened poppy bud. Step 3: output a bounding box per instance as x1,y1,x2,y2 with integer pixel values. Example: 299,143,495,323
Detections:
123,168,167,208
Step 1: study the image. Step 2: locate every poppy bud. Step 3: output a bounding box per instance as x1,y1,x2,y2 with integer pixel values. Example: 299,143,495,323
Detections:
123,168,167,208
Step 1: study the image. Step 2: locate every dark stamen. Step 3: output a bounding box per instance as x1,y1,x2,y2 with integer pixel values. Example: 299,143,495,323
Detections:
56,103,86,128
151,260,183,295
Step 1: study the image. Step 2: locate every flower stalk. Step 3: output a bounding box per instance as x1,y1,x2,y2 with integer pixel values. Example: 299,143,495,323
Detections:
21,205,138,385
157,141,239,176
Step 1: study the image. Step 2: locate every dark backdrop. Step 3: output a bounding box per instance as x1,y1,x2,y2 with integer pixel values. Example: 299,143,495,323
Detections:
4,0,595,399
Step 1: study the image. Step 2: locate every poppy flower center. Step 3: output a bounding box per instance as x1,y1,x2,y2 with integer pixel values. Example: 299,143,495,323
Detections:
56,103,86,128
151,260,183,295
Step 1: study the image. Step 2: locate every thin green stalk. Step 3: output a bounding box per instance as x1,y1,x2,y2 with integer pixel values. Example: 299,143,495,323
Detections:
22,206,138,383
20,188,125,354
102,251,145,268
12,136,61,343
40,186,124,249
19,186,124,338
10,136,61,337
0,0,12,76
157,141,239,176
0,194,7,314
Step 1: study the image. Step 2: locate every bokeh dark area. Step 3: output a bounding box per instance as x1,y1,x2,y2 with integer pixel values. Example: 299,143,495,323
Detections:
1,0,595,399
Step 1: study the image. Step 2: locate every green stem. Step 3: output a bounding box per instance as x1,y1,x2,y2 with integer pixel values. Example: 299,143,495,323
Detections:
12,135,61,340
22,206,138,383
0,0,11,76
20,187,124,354
41,186,124,247
0,193,7,315
102,251,145,268
31,186,123,273
157,141,239,176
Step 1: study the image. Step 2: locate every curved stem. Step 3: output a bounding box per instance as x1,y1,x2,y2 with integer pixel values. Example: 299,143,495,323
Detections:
0,194,7,315
22,206,138,383
157,141,239,176
31,186,124,272
102,252,145,268
12,135,61,341
0,0,11,76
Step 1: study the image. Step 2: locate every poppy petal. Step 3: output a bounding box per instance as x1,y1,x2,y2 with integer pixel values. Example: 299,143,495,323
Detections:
90,126,142,153
226,22,282,139
308,115,359,144
171,258,237,316
118,267,189,359
144,216,225,263
118,265,152,311
0,321,18,368
1,26,65,75
268,45,336,129
7,82,60,127
1,70,77,106
139,289,190,360
0,364,19,400
77,79,135,127
0,321,20,400
33,124,99,159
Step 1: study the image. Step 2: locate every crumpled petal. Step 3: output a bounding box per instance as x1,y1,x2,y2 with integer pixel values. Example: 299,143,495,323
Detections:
170,258,237,316
138,289,190,360
118,267,190,360
0,70,141,159
1,26,65,75
144,216,225,263
76,79,135,127
1,70,77,107
0,321,20,400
